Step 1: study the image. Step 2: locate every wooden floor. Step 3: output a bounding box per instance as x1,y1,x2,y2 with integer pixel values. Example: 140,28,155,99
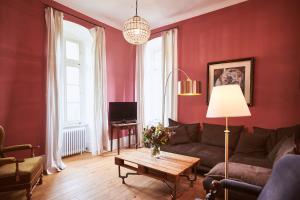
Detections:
0,149,206,200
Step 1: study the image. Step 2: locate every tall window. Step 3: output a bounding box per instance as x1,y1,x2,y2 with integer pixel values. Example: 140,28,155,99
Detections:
143,36,163,126
64,39,82,124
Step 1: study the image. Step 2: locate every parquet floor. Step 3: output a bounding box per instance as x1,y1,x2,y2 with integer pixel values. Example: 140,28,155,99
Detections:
0,149,206,200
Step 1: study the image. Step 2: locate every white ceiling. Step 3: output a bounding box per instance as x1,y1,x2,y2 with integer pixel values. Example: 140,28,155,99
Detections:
55,0,247,30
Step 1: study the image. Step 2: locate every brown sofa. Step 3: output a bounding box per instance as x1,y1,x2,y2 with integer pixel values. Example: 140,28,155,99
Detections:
161,119,300,200
162,119,245,172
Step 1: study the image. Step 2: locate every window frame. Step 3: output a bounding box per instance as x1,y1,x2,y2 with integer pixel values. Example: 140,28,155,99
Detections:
63,38,84,126
143,36,164,126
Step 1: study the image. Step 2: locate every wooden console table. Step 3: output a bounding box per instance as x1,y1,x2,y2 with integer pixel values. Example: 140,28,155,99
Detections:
110,122,138,155
115,148,200,199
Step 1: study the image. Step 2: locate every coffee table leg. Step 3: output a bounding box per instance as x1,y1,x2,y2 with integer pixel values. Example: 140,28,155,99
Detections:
172,181,177,200
118,165,126,184
161,179,178,200
190,164,197,187
118,165,139,184
180,164,198,187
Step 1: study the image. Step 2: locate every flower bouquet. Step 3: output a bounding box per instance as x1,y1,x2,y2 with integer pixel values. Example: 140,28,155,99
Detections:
143,124,173,158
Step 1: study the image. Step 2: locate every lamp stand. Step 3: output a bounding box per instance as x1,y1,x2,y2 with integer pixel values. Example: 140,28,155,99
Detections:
162,68,191,126
224,117,230,200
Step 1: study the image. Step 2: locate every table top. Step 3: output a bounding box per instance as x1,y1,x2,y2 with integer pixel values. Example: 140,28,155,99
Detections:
111,122,138,127
115,148,200,176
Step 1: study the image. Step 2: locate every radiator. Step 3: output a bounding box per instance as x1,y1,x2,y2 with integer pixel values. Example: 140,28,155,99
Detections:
62,126,87,157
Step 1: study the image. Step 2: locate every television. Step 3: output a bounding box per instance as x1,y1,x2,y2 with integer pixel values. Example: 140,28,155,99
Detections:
109,102,137,123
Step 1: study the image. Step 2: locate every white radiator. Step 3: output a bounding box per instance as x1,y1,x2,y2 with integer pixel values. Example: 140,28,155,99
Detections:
62,126,87,157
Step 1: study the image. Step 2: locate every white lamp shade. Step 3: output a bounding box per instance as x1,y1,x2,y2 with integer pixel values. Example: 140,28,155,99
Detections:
207,85,251,118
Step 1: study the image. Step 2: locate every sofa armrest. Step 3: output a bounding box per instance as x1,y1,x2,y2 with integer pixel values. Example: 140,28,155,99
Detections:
2,144,33,152
2,144,40,157
0,157,16,166
204,178,263,200
219,179,262,195
15,158,25,182
0,157,24,182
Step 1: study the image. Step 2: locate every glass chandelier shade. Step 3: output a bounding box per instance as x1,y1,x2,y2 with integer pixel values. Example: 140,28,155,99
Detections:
122,0,151,45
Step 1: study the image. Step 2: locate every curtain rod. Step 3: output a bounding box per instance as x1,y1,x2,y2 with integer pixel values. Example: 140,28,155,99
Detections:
151,26,178,35
42,1,105,29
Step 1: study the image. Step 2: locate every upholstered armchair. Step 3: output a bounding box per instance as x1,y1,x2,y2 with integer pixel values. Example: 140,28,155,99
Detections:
204,154,300,200
0,126,43,200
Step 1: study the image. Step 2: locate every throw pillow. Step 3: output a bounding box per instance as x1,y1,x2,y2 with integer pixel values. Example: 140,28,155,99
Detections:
201,123,243,150
168,126,191,145
168,118,201,142
296,137,300,155
273,135,295,164
185,123,201,142
169,118,182,126
267,135,289,162
235,127,272,156
205,162,271,187
253,127,276,153
276,124,300,144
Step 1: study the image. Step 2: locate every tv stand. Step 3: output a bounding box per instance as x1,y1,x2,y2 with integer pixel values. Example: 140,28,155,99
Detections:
110,122,138,155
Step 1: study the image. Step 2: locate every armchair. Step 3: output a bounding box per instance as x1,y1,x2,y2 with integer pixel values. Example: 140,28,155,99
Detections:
0,126,43,200
205,154,300,200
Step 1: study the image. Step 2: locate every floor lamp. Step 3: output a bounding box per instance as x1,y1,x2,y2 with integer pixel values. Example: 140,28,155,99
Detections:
162,68,201,125
206,85,251,200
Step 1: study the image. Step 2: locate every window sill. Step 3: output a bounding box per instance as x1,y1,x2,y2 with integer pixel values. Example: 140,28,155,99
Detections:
64,123,88,129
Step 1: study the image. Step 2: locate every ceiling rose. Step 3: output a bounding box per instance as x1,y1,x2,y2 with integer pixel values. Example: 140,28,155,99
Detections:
122,0,151,45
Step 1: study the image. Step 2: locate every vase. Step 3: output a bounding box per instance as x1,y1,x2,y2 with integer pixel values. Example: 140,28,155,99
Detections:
151,145,160,158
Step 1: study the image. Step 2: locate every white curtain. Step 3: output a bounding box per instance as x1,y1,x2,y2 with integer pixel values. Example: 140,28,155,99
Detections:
135,45,145,147
89,27,109,155
45,7,66,173
162,28,178,126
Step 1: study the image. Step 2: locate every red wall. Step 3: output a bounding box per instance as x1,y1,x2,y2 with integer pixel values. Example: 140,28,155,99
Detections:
153,0,300,130
0,0,135,154
1,0,299,156
0,0,46,155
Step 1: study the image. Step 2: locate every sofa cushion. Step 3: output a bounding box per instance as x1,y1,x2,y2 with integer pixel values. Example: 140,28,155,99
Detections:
235,128,272,157
205,162,272,187
201,123,243,150
169,118,181,127
266,125,299,153
168,118,201,142
254,127,276,152
267,134,290,162
276,124,300,142
0,156,43,185
161,143,229,168
185,123,201,142
169,126,190,145
161,143,199,155
273,136,295,164
0,126,4,150
229,154,272,168
186,143,232,168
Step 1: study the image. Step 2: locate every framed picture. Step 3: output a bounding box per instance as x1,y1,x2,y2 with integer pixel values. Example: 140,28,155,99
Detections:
207,57,254,106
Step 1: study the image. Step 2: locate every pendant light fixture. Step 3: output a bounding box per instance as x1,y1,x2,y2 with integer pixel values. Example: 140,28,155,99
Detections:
123,0,151,45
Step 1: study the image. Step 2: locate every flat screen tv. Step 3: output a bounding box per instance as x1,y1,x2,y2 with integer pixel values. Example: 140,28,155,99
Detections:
109,102,137,122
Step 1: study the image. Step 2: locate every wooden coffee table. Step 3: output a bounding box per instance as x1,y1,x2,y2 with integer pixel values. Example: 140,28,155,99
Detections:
115,148,200,199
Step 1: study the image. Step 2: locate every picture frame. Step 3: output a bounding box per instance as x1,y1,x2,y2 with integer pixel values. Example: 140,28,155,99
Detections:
207,57,255,106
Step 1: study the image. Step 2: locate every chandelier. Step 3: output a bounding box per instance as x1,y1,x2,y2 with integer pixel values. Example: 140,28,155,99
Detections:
123,0,151,45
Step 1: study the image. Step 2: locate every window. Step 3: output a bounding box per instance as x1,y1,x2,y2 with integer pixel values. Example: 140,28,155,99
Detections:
64,39,82,124
143,36,163,126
